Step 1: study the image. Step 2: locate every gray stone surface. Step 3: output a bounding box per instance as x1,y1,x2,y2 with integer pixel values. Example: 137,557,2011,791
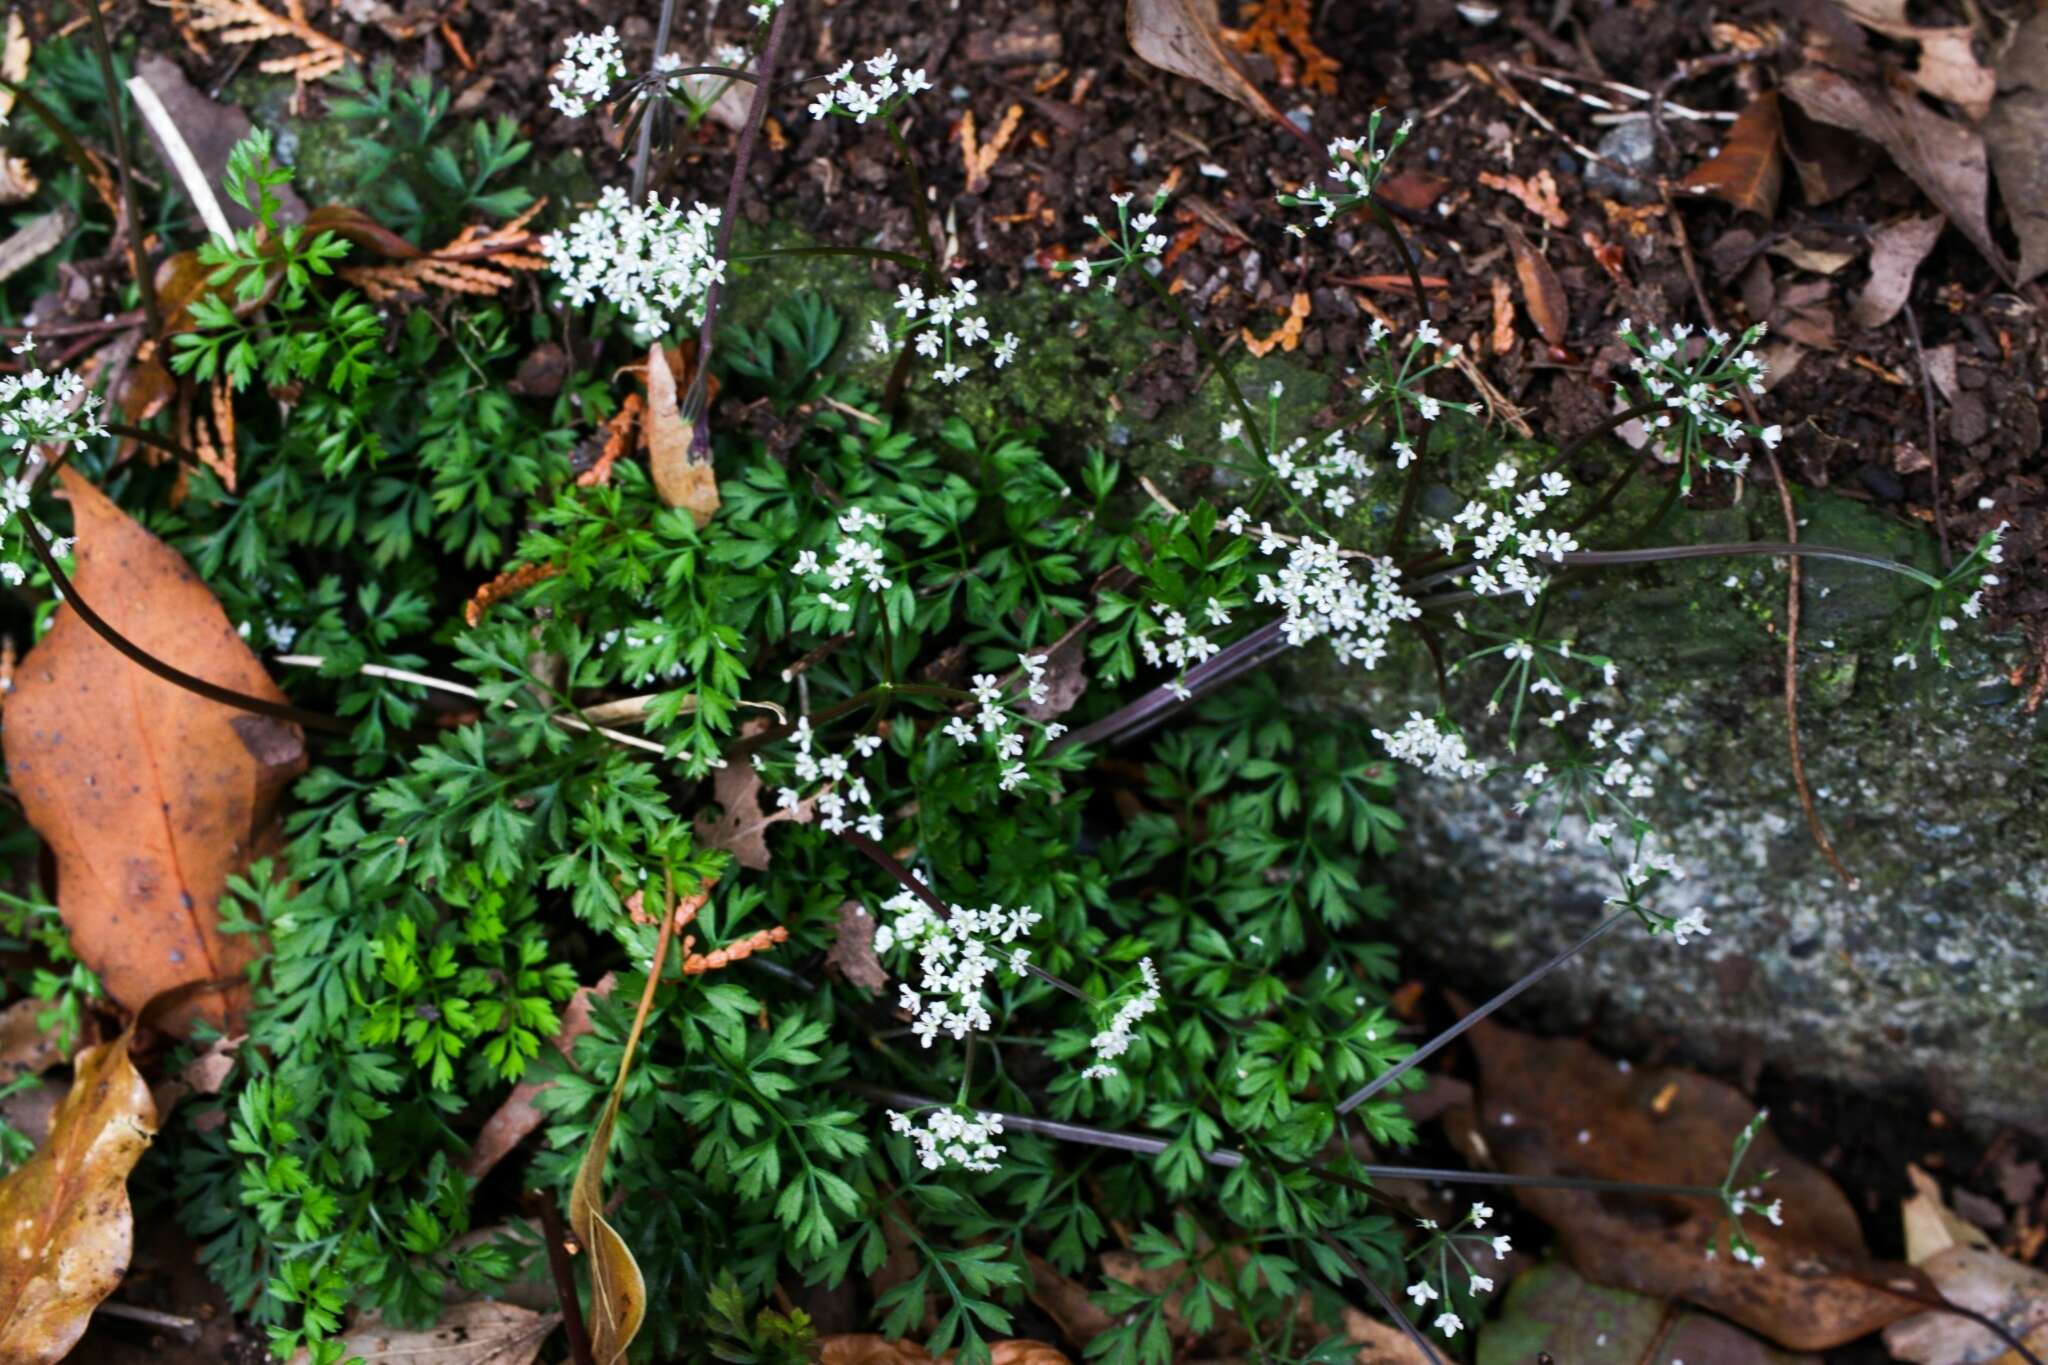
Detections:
1334,490,2048,1135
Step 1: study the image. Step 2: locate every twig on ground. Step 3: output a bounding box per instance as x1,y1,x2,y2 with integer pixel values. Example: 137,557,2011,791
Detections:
125,72,233,243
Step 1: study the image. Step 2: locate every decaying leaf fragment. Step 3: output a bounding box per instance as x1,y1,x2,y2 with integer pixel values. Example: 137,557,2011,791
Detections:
341,201,549,302
1680,91,1785,219
1505,226,1567,346
1241,291,1310,357
0,1031,156,1365
1126,0,1289,126
5,470,305,1033
1884,1165,2048,1365
165,0,359,84
645,341,720,526
818,1337,1071,1364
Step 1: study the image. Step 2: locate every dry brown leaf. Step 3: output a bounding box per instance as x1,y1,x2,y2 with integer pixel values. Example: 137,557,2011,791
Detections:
1506,226,1567,346
1340,1307,1433,1364
5,470,305,1033
0,14,29,122
1222,0,1339,94
1479,169,1569,229
0,212,73,288
1680,91,1784,218
1782,64,2013,283
645,342,719,526
1835,0,1995,120
193,373,238,491
1983,11,2048,285
0,1032,156,1364
692,762,808,871
579,393,643,489
1464,1012,1925,1351
462,976,613,1182
1886,1167,2048,1364
165,0,358,84
1241,291,1310,357
0,155,38,206
320,1300,562,1365
1851,214,1945,329
1019,620,1091,722
1126,0,1289,126
824,899,888,993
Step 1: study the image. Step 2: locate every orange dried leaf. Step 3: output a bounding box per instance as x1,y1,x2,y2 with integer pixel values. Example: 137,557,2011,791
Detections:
1507,227,1568,346
4,470,305,1033
464,561,562,628
167,0,357,84
1680,91,1784,218
1241,291,1311,357
579,393,643,489
0,1032,155,1364
1489,275,1516,355
1223,0,1338,95
1479,169,1570,230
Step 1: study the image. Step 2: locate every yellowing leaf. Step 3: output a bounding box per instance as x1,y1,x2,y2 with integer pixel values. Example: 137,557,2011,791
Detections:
322,1300,561,1365
0,1032,156,1364
569,874,696,1365
1126,0,1287,125
645,342,719,527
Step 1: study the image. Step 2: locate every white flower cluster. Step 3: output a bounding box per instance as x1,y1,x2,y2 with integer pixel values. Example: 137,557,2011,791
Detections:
1405,1203,1511,1339
1136,597,1229,691
1895,522,2007,670
541,189,724,344
548,28,627,118
0,337,104,586
1,337,104,456
746,0,782,21
1056,190,1170,292
773,715,886,840
1239,528,1417,668
1615,318,1773,486
1373,712,1485,781
888,1106,1006,1173
1360,319,1480,443
1280,108,1414,232
793,506,891,615
1082,958,1161,1080
868,278,1015,387
596,625,691,687
807,50,931,124
940,657,1067,792
1257,419,1375,519
1436,460,1581,606
872,889,1041,1046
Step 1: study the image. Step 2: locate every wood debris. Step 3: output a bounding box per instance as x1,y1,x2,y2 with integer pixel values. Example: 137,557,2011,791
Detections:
960,104,1025,196
1241,291,1310,357
163,0,358,85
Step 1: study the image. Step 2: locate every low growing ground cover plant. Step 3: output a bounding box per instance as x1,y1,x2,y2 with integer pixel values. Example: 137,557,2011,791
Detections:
0,6,2019,1365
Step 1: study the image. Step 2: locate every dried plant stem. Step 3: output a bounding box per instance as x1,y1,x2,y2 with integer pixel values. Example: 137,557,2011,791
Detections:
78,0,161,336
18,515,348,734
525,1192,596,1365
627,0,681,202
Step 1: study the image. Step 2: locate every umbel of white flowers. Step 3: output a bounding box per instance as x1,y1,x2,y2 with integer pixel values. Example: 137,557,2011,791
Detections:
539,189,724,344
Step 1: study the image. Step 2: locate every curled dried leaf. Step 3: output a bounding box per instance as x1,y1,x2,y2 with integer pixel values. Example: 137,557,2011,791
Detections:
0,1032,156,1365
